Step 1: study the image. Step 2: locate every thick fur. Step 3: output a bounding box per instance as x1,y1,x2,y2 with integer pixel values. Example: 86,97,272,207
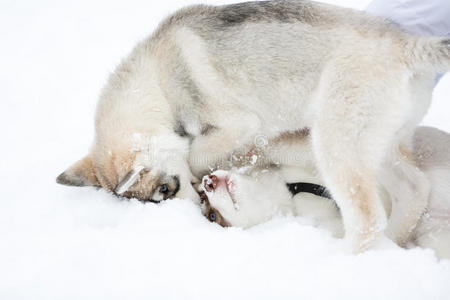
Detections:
201,126,450,259
57,0,450,252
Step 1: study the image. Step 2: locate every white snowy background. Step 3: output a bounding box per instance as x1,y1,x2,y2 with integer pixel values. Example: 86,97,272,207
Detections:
1,0,450,299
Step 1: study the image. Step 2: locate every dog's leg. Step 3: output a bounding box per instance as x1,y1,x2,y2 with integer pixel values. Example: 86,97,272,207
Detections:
381,73,435,246
380,144,430,246
188,112,260,176
311,61,412,252
311,141,387,252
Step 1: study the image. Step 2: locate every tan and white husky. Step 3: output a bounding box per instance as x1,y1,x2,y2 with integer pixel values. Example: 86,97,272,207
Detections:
200,126,450,259
56,0,450,252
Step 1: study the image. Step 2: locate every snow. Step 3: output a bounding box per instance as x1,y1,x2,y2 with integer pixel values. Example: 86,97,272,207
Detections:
1,0,450,299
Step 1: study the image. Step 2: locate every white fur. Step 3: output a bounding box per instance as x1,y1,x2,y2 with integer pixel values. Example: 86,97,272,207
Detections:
203,126,450,259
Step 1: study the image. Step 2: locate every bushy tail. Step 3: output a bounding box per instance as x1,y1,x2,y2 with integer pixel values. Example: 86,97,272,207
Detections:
409,37,450,73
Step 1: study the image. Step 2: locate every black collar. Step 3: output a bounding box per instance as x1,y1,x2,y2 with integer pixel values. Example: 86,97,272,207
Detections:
286,182,332,199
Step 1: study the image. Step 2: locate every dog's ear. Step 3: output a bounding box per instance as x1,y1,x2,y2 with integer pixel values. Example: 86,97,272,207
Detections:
56,155,99,187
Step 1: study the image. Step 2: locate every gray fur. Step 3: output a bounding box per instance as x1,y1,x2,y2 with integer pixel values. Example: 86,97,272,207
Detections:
56,171,94,187
200,123,216,136
174,119,189,137
56,172,85,187
211,0,319,27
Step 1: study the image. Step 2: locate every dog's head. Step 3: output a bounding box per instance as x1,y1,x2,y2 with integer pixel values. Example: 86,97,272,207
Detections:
57,131,200,203
56,93,202,204
56,55,203,203
199,169,291,228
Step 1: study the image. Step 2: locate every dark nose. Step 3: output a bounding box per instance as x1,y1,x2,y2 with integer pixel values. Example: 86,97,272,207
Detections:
203,175,218,192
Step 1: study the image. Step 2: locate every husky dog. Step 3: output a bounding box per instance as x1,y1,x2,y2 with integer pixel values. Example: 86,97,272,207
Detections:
200,126,450,259
56,0,450,252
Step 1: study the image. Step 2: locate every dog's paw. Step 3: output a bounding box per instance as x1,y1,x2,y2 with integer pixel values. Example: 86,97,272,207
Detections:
344,220,387,254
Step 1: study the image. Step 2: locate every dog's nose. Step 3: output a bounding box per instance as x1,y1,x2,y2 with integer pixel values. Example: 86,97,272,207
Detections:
203,175,219,192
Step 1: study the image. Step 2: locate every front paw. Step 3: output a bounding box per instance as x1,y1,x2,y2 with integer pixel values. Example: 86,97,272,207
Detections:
344,218,387,253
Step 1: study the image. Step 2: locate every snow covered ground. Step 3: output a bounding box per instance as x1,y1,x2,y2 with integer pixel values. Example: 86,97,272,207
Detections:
1,0,450,299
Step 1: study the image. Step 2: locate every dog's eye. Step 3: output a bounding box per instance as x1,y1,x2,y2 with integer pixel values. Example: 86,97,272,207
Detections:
209,212,216,222
160,184,169,194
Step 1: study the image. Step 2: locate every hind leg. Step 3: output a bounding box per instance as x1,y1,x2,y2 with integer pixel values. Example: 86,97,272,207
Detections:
380,143,430,246
311,62,413,252
382,73,435,245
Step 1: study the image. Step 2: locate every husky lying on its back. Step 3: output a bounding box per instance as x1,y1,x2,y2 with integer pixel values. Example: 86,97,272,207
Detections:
200,126,450,259
56,0,450,252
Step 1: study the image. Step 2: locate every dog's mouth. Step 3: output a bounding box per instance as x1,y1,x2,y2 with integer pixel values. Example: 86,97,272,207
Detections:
202,173,240,210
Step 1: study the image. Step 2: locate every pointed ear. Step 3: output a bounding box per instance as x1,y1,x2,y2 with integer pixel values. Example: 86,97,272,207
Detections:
56,155,100,187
